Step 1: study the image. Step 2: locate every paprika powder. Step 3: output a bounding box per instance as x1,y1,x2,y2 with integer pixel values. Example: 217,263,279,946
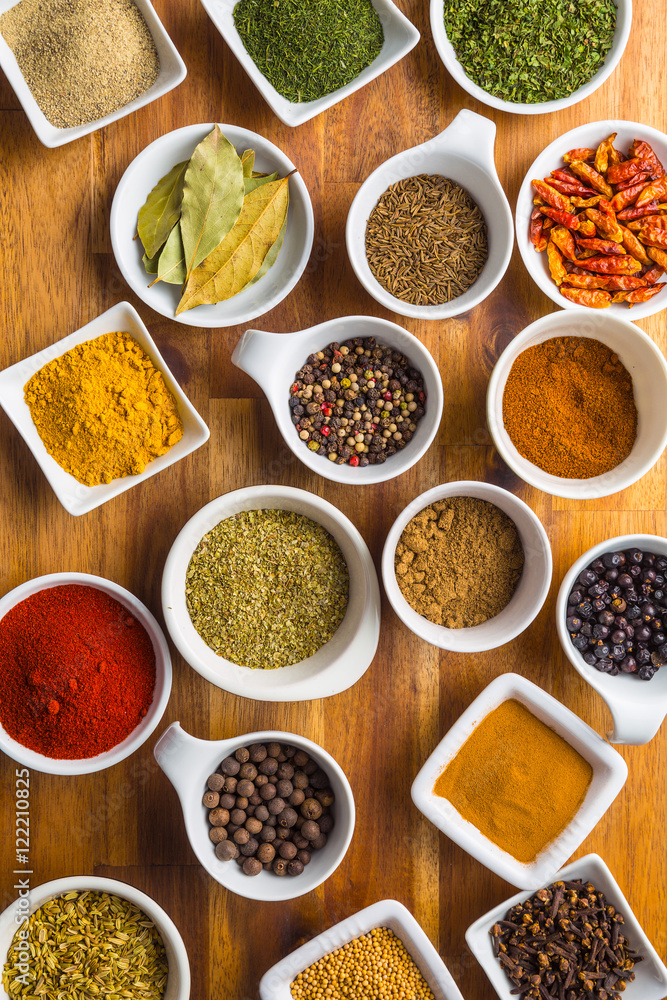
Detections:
0,584,155,759
502,336,637,478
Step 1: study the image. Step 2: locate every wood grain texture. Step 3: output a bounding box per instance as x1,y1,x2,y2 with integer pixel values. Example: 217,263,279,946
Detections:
0,1,666,998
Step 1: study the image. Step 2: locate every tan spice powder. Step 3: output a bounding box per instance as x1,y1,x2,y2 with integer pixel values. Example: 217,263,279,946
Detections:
433,699,593,863
394,497,524,628
0,0,160,129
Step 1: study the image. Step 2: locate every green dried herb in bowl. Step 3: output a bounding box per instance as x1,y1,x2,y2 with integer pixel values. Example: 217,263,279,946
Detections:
442,0,617,104
233,0,384,104
185,509,349,669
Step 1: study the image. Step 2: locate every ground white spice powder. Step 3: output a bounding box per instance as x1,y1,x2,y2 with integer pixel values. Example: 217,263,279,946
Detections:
0,0,160,128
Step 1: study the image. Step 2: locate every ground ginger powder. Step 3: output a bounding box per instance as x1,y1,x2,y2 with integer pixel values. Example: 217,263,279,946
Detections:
24,331,183,486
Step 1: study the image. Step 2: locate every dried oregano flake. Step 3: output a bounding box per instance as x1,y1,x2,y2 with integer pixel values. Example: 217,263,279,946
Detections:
186,509,349,669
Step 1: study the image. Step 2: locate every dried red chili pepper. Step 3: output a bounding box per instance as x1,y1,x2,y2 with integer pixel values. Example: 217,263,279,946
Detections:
628,215,667,231
609,179,649,212
637,225,667,249
576,217,597,236
563,273,613,289
585,206,623,241
613,284,665,305
540,206,581,230
563,147,596,164
560,286,611,307
0,584,155,759
550,226,579,261
531,179,573,212
603,275,647,290
630,139,665,180
606,158,650,184
642,265,664,284
547,240,567,286
547,178,596,197
620,227,652,265
647,246,667,270
636,174,667,207
615,170,650,192
576,237,626,256
571,195,602,209
576,255,642,274
569,160,613,197
529,207,547,252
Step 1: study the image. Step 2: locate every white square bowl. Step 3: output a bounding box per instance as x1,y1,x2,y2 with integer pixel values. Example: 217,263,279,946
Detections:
0,0,186,148
258,898,465,1000
411,673,628,890
0,301,209,516
465,853,667,1000
199,0,420,127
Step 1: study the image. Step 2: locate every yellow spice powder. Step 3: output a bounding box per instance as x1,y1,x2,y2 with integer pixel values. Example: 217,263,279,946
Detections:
25,331,183,486
433,699,593,863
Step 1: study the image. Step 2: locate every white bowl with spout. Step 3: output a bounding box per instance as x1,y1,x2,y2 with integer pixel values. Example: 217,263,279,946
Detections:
161,485,381,701
346,109,513,319
154,724,355,901
0,875,190,1000
556,534,667,745
231,315,443,484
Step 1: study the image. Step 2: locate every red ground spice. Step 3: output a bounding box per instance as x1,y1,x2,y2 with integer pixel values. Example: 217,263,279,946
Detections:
0,584,156,759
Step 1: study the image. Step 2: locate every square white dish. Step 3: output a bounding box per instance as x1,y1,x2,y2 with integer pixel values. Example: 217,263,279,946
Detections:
258,898,465,1000
0,301,209,516
465,853,667,1000
0,0,186,148
411,673,628,890
199,0,420,127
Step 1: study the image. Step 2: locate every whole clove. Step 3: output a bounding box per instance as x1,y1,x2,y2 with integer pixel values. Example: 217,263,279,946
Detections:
489,879,643,1000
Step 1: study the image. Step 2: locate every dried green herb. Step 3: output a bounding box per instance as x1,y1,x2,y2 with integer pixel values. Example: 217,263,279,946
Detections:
365,174,488,305
185,509,349,669
233,0,384,104
443,0,617,104
2,891,168,999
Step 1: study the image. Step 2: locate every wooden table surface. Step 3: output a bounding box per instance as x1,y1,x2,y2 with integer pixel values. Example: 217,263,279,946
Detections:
1,2,666,998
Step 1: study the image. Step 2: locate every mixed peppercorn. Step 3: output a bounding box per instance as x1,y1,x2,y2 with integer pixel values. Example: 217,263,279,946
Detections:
566,548,667,680
289,337,426,467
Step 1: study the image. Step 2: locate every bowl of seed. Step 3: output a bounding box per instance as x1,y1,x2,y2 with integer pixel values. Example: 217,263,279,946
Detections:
258,898,465,999
346,109,513,319
154,724,355,902
0,874,190,1000
412,674,627,890
0,0,186,148
161,485,381,701
486,309,667,500
199,0,419,128
232,314,443,483
465,853,667,1000
556,534,667,745
382,481,551,653
431,0,631,116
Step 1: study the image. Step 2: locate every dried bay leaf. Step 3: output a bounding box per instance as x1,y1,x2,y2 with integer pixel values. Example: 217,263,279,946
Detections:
180,125,245,281
246,215,287,288
241,149,255,177
156,224,186,285
138,160,188,259
244,170,279,196
142,251,159,275
176,177,290,314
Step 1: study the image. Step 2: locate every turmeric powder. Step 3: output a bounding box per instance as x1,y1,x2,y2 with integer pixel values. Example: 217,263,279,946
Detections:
24,331,183,486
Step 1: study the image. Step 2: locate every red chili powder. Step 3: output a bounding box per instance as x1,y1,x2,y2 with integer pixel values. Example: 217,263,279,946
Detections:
0,584,156,759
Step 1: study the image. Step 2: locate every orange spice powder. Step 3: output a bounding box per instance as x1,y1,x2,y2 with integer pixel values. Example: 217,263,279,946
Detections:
433,699,593,863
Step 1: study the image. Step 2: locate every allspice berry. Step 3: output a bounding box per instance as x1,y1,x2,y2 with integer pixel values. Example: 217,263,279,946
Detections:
311,833,327,850
268,797,286,815
257,842,276,864
278,807,298,829
221,757,240,776
233,828,250,845
237,778,255,798
297,850,311,866
289,788,306,807
259,757,278,776
319,815,335,835
260,783,277,801
215,840,239,862
249,743,267,763
209,807,230,827
266,742,282,758
255,805,269,822
220,793,236,810
301,820,320,842
301,798,322,820
276,779,294,798
287,860,304,877
278,841,297,860
273,858,288,876
243,857,262,876
222,776,237,794
235,747,250,763
209,827,227,844
260,825,276,843
245,817,263,836
239,762,258,781
316,789,335,808
203,790,220,809
240,837,259,857
293,750,309,767
207,773,225,791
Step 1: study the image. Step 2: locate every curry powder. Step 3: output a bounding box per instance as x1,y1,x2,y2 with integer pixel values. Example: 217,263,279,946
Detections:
433,699,593,863
25,331,183,486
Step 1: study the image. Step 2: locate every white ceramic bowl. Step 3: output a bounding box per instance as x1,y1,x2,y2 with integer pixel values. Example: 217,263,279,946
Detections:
431,0,631,115
382,481,551,653
412,674,628,890
258,898,465,1000
232,315,444,485
199,0,419,128
517,119,667,318
161,486,380,701
0,300,209,516
557,534,667,745
465,853,667,1000
0,573,172,775
154,724,355,902
110,123,314,327
0,875,190,1000
0,0,186,148
487,310,667,500
346,109,513,319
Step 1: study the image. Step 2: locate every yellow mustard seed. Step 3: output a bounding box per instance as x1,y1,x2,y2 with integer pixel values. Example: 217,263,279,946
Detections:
290,927,435,999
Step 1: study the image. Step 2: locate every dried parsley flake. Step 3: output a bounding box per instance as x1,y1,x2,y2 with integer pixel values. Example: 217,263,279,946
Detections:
443,0,617,104
185,509,349,669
